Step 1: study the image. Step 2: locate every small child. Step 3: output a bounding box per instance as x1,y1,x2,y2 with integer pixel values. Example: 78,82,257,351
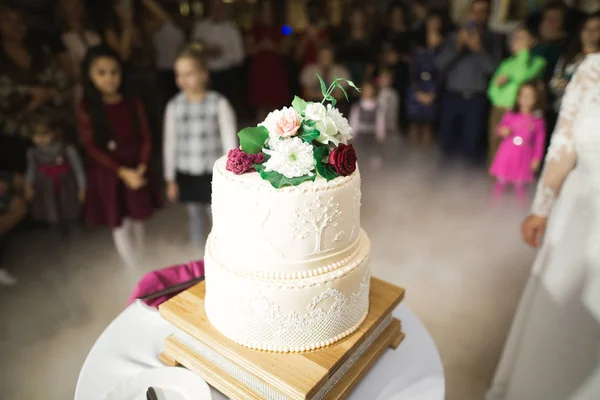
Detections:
24,115,86,234
163,44,237,247
406,11,445,146
350,81,386,168
79,45,162,268
487,25,546,163
489,82,546,200
377,69,400,137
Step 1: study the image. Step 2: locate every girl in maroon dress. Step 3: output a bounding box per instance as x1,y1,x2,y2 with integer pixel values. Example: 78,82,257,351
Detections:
247,0,290,121
78,46,161,268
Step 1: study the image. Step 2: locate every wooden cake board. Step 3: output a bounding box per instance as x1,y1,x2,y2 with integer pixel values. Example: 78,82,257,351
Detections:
158,278,405,400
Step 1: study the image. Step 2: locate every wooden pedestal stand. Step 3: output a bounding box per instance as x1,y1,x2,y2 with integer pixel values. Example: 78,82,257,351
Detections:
158,278,405,400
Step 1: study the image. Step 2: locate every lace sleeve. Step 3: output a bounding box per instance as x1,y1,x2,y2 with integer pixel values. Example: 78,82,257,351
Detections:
530,58,594,217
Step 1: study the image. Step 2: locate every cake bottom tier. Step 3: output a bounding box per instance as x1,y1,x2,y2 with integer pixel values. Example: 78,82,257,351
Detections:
204,237,371,353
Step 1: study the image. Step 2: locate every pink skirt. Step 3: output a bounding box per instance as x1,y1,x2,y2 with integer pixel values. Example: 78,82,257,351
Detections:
489,140,536,184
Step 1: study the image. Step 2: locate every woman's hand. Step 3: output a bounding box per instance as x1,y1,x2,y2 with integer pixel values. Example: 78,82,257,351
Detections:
423,92,436,105
166,181,178,203
118,167,146,190
415,91,427,104
531,160,541,172
521,214,548,248
554,78,568,91
78,189,86,203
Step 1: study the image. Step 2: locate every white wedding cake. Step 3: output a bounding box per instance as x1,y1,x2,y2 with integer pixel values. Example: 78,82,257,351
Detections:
204,78,370,353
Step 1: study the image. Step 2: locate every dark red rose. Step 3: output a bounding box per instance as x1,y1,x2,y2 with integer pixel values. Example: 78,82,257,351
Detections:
328,143,357,176
226,149,264,175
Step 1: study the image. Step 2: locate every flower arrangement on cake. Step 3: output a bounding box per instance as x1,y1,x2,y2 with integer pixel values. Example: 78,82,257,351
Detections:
226,75,360,188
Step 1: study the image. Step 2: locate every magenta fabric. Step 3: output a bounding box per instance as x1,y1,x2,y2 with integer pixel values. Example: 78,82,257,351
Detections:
490,112,546,184
127,259,205,308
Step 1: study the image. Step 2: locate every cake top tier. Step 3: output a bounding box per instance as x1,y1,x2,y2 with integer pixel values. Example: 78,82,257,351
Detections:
210,157,363,278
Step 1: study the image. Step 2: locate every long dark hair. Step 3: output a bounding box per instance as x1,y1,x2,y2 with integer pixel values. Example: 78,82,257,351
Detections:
513,81,546,114
81,45,140,149
413,9,453,49
562,12,600,68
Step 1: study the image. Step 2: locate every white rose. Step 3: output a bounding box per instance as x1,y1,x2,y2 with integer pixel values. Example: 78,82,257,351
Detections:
304,102,327,121
326,104,353,144
263,137,315,178
259,109,284,138
315,116,339,145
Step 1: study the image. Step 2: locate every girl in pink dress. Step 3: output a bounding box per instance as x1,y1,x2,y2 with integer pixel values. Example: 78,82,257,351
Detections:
489,82,546,199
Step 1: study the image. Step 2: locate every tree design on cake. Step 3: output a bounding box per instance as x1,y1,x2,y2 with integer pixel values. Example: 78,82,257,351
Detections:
292,196,343,255
350,187,362,242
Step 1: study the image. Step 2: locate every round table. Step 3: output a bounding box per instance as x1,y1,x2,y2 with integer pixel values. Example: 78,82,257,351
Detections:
76,302,445,400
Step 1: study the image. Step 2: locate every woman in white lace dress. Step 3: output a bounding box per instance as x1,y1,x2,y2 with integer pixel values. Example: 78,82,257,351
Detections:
487,54,600,399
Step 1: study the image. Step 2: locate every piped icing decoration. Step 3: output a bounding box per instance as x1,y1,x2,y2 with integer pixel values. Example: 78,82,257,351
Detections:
219,308,369,354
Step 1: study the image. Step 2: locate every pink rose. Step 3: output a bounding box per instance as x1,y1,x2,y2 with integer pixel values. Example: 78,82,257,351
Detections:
274,109,301,138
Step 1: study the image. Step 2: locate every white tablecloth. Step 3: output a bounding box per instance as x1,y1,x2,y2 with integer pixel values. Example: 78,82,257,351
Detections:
75,302,445,400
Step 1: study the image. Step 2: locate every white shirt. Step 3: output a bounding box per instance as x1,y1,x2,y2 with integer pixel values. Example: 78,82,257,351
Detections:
153,20,186,70
191,18,244,71
163,92,237,181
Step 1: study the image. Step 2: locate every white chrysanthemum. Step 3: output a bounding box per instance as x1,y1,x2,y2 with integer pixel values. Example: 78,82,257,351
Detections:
263,137,315,178
327,104,353,144
304,102,327,121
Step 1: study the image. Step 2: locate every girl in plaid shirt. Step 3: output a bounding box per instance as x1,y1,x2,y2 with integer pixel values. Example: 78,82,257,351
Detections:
163,44,237,247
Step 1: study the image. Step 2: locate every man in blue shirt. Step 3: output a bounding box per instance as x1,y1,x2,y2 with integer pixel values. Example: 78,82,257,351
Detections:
436,0,503,163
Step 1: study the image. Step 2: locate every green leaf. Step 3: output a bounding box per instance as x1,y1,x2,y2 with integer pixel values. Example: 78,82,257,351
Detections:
313,145,338,181
238,126,269,154
300,123,320,143
338,85,349,102
326,94,337,107
317,73,328,98
346,80,361,92
292,96,307,115
254,163,315,188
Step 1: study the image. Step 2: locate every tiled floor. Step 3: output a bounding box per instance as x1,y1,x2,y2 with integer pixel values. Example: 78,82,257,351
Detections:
0,137,537,399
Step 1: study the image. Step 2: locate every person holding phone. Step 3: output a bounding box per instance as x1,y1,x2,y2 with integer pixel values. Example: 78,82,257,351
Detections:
435,0,503,163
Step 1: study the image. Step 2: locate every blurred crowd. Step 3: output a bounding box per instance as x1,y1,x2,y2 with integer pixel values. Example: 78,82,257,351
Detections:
1,0,599,284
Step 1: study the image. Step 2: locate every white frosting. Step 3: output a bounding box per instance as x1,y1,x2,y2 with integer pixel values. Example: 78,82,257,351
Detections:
211,157,362,276
205,157,371,352
204,233,371,352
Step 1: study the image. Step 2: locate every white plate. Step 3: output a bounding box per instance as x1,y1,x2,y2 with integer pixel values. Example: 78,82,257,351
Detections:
104,367,212,400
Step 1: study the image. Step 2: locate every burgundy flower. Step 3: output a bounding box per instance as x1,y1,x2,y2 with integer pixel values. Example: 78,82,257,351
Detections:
328,143,357,176
226,149,264,175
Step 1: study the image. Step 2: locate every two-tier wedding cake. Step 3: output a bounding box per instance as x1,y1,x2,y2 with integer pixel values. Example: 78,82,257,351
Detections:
204,78,371,353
